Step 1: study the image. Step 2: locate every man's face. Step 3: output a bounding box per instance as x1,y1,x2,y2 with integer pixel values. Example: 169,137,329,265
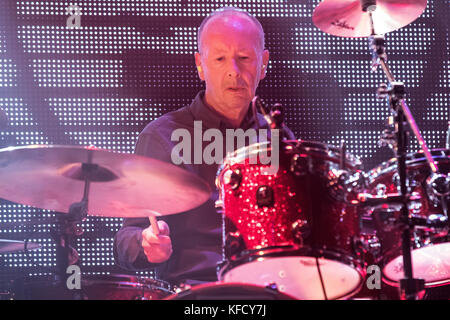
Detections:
195,15,269,115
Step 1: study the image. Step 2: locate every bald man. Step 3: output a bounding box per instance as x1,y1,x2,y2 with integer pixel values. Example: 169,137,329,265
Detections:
114,7,293,287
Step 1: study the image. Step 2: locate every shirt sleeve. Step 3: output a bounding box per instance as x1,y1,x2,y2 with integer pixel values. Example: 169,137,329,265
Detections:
113,129,171,271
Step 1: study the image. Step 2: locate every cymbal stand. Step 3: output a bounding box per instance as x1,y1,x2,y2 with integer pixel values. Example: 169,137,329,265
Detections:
52,153,96,290
366,8,448,299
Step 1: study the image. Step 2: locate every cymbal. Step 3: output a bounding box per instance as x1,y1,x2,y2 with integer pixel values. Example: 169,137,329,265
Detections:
0,145,211,218
312,0,428,37
0,239,41,254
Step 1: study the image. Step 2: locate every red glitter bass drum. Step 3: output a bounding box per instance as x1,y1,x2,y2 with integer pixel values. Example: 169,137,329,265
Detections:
216,140,365,300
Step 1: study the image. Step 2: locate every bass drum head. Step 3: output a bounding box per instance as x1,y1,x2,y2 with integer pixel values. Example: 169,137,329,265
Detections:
165,282,295,300
383,242,450,287
220,256,364,300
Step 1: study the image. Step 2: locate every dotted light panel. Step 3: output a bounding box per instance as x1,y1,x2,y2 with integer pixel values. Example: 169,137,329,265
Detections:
0,0,449,292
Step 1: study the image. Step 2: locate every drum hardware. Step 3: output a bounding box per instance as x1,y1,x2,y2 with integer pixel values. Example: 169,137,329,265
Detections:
0,239,41,254
222,168,242,190
255,185,274,207
366,150,450,289
354,233,381,258
252,96,296,141
289,153,312,176
327,169,366,203
0,145,211,300
313,0,449,299
426,173,450,216
366,1,446,299
357,192,421,208
291,219,308,245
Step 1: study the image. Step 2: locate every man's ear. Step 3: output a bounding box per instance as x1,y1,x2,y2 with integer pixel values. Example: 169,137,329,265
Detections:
194,52,205,81
260,49,270,80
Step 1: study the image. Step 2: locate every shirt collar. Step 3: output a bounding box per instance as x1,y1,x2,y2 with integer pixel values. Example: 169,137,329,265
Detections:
189,90,257,130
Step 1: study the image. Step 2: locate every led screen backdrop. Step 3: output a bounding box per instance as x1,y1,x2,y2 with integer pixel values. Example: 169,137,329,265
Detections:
0,0,448,291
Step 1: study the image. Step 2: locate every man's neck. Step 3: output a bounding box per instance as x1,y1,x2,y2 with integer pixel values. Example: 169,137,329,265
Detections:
203,94,249,128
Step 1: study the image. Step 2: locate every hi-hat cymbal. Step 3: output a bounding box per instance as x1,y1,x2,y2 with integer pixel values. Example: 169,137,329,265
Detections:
0,239,41,254
312,0,428,37
0,145,211,218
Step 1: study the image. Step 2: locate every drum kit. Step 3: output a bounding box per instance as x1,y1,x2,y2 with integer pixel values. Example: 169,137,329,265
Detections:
0,0,448,300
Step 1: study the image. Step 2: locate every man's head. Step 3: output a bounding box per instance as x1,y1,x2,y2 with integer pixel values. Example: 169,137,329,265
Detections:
194,7,269,124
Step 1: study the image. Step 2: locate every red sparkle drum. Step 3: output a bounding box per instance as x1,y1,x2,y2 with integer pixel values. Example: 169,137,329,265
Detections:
216,140,366,300
367,149,450,288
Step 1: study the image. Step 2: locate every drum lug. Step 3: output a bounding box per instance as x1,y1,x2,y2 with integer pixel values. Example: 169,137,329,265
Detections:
292,219,309,245
225,231,244,258
223,168,242,190
426,173,450,208
264,282,279,294
354,234,381,258
256,185,274,207
290,153,312,176
328,170,366,203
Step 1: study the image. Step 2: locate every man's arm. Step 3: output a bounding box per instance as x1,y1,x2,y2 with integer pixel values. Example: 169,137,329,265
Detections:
113,129,173,270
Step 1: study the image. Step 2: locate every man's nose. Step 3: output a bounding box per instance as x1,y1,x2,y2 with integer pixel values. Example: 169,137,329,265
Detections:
227,59,241,78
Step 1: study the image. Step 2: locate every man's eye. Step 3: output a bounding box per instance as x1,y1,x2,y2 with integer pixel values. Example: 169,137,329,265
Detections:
240,56,249,60
216,57,224,61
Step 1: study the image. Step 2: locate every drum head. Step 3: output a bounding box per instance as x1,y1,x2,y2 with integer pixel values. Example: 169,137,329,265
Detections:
221,256,363,300
12,274,173,300
383,242,450,287
165,282,295,300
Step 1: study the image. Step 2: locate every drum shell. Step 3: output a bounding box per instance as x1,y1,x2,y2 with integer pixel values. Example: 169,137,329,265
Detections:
218,140,362,260
366,149,450,287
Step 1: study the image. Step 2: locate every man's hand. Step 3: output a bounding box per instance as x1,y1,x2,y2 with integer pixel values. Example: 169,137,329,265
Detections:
141,216,173,263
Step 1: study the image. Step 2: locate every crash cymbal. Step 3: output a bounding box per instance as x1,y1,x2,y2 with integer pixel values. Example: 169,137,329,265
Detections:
0,239,41,254
0,145,211,218
312,0,427,37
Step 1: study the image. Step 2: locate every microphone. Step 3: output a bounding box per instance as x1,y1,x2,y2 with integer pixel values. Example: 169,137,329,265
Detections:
253,96,277,130
252,96,295,140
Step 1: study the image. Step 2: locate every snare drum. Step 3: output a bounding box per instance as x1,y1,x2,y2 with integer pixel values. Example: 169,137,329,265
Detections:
80,274,174,300
367,149,450,287
216,140,365,300
13,274,174,300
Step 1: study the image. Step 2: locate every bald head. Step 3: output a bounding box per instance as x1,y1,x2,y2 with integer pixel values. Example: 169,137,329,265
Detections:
197,7,265,54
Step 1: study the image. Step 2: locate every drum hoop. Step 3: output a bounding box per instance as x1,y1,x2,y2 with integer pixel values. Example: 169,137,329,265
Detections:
379,237,450,288
368,149,450,184
217,140,362,187
81,274,174,293
223,140,361,165
164,281,297,300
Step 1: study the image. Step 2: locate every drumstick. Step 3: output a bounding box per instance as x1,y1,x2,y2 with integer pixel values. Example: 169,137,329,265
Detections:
147,211,160,236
